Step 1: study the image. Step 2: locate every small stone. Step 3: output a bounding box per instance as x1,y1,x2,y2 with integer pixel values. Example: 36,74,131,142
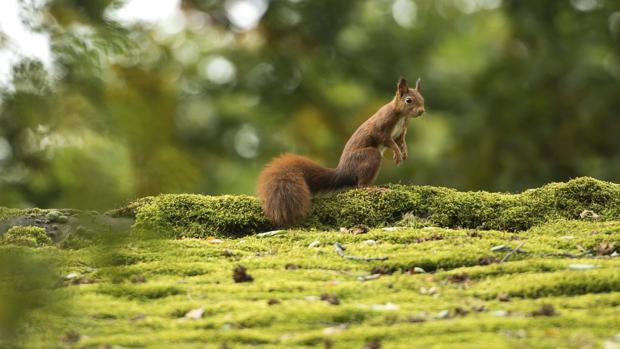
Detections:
322,323,347,335
491,310,509,317
304,296,320,302
208,238,224,244
559,235,575,239
267,299,281,305
568,263,597,270
184,307,204,320
363,240,377,246
371,303,399,311
579,210,600,220
435,310,450,319
413,267,426,274
65,272,80,280
308,240,321,248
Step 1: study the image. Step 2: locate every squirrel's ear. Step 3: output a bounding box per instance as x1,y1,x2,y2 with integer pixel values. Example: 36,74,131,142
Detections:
397,77,408,97
415,78,422,92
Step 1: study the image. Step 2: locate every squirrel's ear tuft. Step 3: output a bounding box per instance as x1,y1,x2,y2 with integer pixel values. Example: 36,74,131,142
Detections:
397,77,408,97
415,78,422,92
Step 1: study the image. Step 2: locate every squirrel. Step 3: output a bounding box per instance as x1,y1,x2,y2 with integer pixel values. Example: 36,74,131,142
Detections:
257,77,425,226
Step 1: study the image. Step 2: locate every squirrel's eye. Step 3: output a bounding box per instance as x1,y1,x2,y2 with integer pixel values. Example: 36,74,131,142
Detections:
405,97,413,104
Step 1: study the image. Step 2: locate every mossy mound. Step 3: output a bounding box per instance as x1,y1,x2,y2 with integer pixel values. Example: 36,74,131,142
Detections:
131,194,272,238
121,177,620,238
1,226,52,248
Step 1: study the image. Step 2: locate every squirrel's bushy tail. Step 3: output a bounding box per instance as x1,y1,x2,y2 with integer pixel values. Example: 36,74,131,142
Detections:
257,153,340,226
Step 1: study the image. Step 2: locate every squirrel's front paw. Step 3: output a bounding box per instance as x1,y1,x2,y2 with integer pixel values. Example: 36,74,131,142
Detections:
402,150,408,161
393,152,403,165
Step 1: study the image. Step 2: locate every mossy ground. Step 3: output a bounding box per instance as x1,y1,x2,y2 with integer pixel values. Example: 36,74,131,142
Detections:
4,219,619,349
2,178,620,348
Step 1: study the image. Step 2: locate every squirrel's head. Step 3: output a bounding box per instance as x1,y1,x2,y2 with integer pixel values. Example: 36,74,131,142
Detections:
394,77,425,118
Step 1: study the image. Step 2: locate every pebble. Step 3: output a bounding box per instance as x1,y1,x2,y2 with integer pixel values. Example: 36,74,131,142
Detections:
413,267,426,274
371,303,399,311
362,240,377,246
568,263,597,270
65,272,80,280
184,307,204,320
308,240,321,248
491,310,509,317
435,310,450,319
208,239,223,244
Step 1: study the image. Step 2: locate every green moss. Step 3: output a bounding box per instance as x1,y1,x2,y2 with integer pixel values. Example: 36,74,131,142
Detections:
97,283,183,300
11,218,620,349
1,226,52,248
121,177,620,238
132,194,272,238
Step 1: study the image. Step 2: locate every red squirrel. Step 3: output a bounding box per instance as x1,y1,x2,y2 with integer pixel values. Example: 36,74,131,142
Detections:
257,78,425,226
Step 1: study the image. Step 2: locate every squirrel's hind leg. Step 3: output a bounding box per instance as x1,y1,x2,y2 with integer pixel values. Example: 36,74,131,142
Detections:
345,147,383,187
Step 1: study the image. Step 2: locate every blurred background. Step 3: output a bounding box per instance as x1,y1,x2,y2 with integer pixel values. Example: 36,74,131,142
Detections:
0,0,619,211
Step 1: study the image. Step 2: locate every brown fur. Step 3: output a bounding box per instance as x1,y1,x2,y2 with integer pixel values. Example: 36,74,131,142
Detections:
257,78,426,226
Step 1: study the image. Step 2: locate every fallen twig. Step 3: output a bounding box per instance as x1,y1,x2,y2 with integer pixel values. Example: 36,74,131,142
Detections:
500,242,525,263
334,242,388,261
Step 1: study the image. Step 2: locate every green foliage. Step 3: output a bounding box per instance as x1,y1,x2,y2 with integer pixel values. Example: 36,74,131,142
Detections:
126,177,620,237
1,226,52,248
1,1,619,210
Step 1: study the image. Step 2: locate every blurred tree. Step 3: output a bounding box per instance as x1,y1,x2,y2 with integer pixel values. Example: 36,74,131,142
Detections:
0,0,618,210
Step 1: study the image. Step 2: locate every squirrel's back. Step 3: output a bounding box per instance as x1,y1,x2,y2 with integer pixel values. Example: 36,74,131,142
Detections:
257,154,346,226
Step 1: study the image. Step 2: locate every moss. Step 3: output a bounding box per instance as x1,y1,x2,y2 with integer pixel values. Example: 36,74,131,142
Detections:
120,177,620,238
97,284,183,300
12,218,620,348
1,226,52,248
132,194,273,238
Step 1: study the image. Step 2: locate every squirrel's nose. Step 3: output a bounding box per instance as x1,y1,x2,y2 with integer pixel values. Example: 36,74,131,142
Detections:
418,107,425,116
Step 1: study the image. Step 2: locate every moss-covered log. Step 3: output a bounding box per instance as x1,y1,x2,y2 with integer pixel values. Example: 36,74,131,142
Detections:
115,177,620,238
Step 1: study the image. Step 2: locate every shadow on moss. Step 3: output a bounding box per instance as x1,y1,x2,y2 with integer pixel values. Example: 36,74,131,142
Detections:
115,177,620,238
